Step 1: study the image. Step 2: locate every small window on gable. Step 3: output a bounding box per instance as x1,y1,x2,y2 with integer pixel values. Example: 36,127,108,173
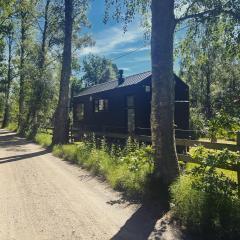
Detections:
94,99,109,112
76,103,84,120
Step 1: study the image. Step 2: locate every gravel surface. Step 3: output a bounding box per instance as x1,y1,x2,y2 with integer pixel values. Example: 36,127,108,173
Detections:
0,129,184,240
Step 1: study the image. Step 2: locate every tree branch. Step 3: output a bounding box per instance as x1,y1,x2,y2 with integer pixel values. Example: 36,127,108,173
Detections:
176,0,240,24
176,8,221,23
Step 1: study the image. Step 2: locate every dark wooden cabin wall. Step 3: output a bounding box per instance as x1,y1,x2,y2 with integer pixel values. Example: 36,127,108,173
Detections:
73,75,189,137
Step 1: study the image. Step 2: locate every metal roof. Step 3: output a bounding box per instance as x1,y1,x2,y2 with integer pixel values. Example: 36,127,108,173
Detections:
74,71,152,97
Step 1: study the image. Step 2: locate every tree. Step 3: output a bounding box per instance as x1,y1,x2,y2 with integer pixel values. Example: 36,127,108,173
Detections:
17,0,37,133
105,0,240,188
52,0,73,144
81,54,118,87
52,0,90,144
179,18,240,120
27,0,51,137
2,20,14,128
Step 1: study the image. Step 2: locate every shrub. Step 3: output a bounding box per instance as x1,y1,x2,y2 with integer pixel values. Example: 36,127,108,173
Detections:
34,133,52,147
108,146,153,196
171,147,240,240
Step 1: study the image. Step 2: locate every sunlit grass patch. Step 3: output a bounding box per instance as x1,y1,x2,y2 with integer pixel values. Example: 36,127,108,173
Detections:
34,133,52,147
52,140,153,197
6,122,18,131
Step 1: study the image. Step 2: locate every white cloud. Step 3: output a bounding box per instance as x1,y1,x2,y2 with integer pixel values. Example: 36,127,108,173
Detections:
80,24,145,57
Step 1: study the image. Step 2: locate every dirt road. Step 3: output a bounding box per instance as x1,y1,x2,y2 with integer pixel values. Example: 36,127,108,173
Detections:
0,129,182,240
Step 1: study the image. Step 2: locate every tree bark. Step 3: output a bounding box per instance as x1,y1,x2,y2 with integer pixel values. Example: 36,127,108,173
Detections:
52,0,73,144
205,65,212,119
151,0,179,187
18,11,26,132
2,33,13,128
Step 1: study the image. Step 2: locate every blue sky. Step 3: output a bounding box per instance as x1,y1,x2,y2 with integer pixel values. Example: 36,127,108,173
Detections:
80,1,184,77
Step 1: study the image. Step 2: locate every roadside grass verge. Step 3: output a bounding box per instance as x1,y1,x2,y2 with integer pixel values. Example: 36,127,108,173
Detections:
52,140,154,198
32,132,239,199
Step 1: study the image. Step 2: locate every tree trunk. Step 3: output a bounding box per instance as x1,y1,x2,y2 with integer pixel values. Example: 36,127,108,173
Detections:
29,0,51,138
2,34,13,128
205,65,212,119
151,0,179,187
52,0,73,144
18,12,26,132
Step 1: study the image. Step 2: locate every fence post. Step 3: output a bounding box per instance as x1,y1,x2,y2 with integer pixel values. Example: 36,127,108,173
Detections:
237,131,240,149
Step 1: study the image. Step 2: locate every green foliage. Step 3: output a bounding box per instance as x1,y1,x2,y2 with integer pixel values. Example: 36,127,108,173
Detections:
179,17,240,123
52,138,153,197
171,146,240,239
6,122,18,131
171,175,240,239
189,108,207,139
189,146,240,170
34,133,52,147
108,145,153,195
207,111,240,142
81,54,118,87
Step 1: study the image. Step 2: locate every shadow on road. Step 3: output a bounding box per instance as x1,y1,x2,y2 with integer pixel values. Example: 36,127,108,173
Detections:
0,149,50,164
0,130,50,164
110,200,168,240
0,131,27,148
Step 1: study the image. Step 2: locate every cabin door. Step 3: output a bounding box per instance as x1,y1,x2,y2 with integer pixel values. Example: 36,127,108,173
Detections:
126,96,135,133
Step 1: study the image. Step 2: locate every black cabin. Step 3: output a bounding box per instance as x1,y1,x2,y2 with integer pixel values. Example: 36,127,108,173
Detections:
73,71,189,138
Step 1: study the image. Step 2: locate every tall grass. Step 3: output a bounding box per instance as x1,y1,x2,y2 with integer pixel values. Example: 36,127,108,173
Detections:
171,147,240,240
52,138,153,197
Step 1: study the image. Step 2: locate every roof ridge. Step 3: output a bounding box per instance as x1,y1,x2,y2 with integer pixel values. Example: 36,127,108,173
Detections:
125,70,151,78
80,78,117,91
80,70,152,91
75,70,153,97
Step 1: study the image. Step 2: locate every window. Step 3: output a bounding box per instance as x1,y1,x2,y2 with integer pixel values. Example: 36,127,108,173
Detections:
94,99,109,112
126,96,135,133
127,96,135,108
76,103,84,120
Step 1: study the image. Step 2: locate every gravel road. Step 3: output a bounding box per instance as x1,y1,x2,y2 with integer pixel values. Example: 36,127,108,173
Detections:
0,129,183,240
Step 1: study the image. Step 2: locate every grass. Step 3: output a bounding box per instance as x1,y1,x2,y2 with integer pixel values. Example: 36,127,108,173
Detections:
170,174,240,240
199,138,236,144
52,141,153,198
7,122,18,131
34,133,52,147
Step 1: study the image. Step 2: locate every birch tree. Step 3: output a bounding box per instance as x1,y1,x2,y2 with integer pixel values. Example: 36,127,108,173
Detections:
105,0,240,187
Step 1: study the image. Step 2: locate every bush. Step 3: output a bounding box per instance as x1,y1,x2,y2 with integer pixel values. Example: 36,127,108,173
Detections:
34,133,52,147
108,146,153,196
171,147,240,240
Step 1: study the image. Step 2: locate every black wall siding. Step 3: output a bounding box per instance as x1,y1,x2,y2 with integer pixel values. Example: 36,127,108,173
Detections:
73,75,189,138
